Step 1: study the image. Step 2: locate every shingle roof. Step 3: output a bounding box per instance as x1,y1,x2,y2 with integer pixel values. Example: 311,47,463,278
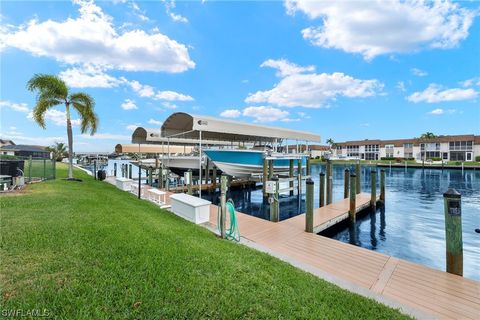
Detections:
0,145,48,152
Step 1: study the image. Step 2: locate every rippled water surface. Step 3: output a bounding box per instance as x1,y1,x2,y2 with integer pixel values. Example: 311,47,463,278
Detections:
202,164,480,281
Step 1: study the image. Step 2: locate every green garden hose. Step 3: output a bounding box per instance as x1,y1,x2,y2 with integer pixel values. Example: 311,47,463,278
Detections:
217,199,240,242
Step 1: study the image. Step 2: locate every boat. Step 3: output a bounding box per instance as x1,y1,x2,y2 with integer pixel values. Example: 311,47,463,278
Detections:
203,149,307,178
138,156,218,176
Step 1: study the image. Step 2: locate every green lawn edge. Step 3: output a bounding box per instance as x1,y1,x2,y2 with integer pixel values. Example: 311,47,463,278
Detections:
0,164,410,319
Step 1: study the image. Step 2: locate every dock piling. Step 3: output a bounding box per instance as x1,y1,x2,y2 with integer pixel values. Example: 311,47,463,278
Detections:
187,169,193,195
212,165,217,189
297,159,303,195
306,157,311,176
355,161,361,194
137,165,141,199
268,160,274,180
289,159,294,196
262,159,268,198
380,169,385,203
319,172,325,208
443,189,463,276
220,175,228,239
93,160,97,180
148,167,153,186
344,168,349,199
113,163,117,177
129,164,132,179
270,176,280,222
326,160,333,204
370,170,377,210
349,174,357,223
305,179,314,233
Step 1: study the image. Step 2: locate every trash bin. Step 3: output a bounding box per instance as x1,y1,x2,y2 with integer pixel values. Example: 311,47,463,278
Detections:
97,170,106,181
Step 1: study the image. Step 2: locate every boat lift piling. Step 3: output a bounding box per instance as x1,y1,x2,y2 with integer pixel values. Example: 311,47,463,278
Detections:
319,172,325,208
344,168,349,199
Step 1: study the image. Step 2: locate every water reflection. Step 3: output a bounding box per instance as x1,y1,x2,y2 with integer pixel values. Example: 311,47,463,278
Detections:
203,165,480,281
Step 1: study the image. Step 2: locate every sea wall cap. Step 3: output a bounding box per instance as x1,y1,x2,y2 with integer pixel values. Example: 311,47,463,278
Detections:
443,188,461,198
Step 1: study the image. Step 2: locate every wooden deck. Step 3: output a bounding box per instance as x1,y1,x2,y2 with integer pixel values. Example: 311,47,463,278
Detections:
207,198,480,319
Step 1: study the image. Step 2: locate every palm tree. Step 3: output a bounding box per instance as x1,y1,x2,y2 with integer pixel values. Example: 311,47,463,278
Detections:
326,138,336,148
420,132,436,140
48,142,68,162
27,74,98,179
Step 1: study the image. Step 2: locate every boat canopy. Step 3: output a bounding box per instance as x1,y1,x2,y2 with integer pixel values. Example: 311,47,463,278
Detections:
131,127,233,145
161,112,321,142
114,144,193,154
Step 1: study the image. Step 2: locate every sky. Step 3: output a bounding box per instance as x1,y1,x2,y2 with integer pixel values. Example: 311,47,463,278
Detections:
0,0,479,152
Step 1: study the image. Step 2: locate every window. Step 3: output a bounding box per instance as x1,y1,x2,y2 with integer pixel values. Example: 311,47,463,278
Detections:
443,153,448,160
450,141,473,151
450,151,465,161
405,152,413,158
467,153,472,161
422,151,440,159
404,143,413,149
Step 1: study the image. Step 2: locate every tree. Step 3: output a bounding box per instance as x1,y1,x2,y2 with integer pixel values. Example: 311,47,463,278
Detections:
326,138,336,148
48,142,68,162
420,132,436,140
27,74,98,179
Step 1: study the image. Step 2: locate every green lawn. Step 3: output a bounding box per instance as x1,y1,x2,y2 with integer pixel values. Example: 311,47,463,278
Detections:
0,164,409,319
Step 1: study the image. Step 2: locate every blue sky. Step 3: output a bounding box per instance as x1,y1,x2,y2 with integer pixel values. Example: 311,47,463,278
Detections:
1,0,479,152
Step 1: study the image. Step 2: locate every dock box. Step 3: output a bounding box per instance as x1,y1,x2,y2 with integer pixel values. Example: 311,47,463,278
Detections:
115,177,133,191
169,194,211,224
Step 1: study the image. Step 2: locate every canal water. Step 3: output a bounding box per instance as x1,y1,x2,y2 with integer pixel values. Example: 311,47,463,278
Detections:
202,164,480,281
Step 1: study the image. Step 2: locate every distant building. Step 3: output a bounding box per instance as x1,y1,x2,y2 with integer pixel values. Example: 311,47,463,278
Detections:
0,139,15,147
334,134,480,162
286,144,332,158
0,145,50,158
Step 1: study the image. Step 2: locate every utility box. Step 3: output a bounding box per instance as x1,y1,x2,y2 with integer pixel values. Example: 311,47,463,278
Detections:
265,181,277,194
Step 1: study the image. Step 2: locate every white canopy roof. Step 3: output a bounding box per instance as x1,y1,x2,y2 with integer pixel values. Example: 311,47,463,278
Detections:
131,127,237,145
160,112,321,142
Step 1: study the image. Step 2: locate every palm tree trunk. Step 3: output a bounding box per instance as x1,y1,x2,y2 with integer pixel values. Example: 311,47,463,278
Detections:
66,102,74,179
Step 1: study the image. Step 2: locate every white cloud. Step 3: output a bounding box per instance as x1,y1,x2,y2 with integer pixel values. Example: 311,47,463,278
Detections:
161,102,179,109
156,91,193,101
128,80,193,101
1,0,194,72
286,0,475,60
460,77,480,87
246,61,383,108
148,118,162,126
121,99,138,110
59,65,124,88
411,68,428,77
261,58,315,77
220,109,241,118
1,133,65,146
407,84,478,103
396,81,406,92
0,100,30,113
163,0,188,23
242,106,298,123
126,124,140,131
429,108,444,115
130,1,150,22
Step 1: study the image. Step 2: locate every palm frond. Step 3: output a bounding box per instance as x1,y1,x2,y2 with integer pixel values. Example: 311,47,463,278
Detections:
33,98,62,129
27,74,68,101
70,92,99,135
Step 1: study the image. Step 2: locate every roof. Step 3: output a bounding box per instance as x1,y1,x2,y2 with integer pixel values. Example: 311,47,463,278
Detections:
131,127,237,145
160,112,321,142
335,134,478,147
0,139,15,145
115,144,193,154
0,145,48,152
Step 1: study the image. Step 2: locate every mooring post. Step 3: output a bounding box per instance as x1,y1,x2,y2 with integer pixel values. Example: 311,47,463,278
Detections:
212,165,217,189
268,159,274,180
326,160,333,204
370,170,377,210
270,176,280,222
220,175,228,239
443,189,463,276
349,174,357,223
306,157,311,177
306,178,314,233
137,165,141,199
289,159,294,196
93,160,97,180
297,158,303,195
355,161,361,194
187,169,193,195
148,167,153,186
380,169,385,203
344,168,349,199
262,158,268,198
28,156,32,183
159,164,164,189
319,172,325,207
129,164,132,179
113,162,117,177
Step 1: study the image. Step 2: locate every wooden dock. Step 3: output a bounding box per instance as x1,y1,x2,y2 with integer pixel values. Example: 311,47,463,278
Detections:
207,197,480,319
168,179,256,193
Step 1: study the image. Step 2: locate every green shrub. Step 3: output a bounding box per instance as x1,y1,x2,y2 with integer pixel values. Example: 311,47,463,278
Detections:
430,157,442,161
380,157,396,160
476,156,480,162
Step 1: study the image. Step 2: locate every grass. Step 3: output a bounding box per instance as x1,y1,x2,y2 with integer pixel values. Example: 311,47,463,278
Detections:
0,164,409,319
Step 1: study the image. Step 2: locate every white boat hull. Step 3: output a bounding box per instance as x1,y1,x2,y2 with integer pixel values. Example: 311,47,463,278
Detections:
212,161,289,178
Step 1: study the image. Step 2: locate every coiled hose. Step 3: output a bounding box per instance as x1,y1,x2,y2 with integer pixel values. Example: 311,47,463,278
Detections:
217,199,240,242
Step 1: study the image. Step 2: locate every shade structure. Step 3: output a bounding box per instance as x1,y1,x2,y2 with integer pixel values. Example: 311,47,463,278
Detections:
115,144,193,154
131,127,235,145
161,112,321,142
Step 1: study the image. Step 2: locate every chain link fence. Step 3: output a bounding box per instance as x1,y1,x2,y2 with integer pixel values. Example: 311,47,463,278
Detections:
0,156,56,184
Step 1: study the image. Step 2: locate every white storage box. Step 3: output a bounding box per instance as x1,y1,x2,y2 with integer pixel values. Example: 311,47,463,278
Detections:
115,177,133,191
170,193,211,224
